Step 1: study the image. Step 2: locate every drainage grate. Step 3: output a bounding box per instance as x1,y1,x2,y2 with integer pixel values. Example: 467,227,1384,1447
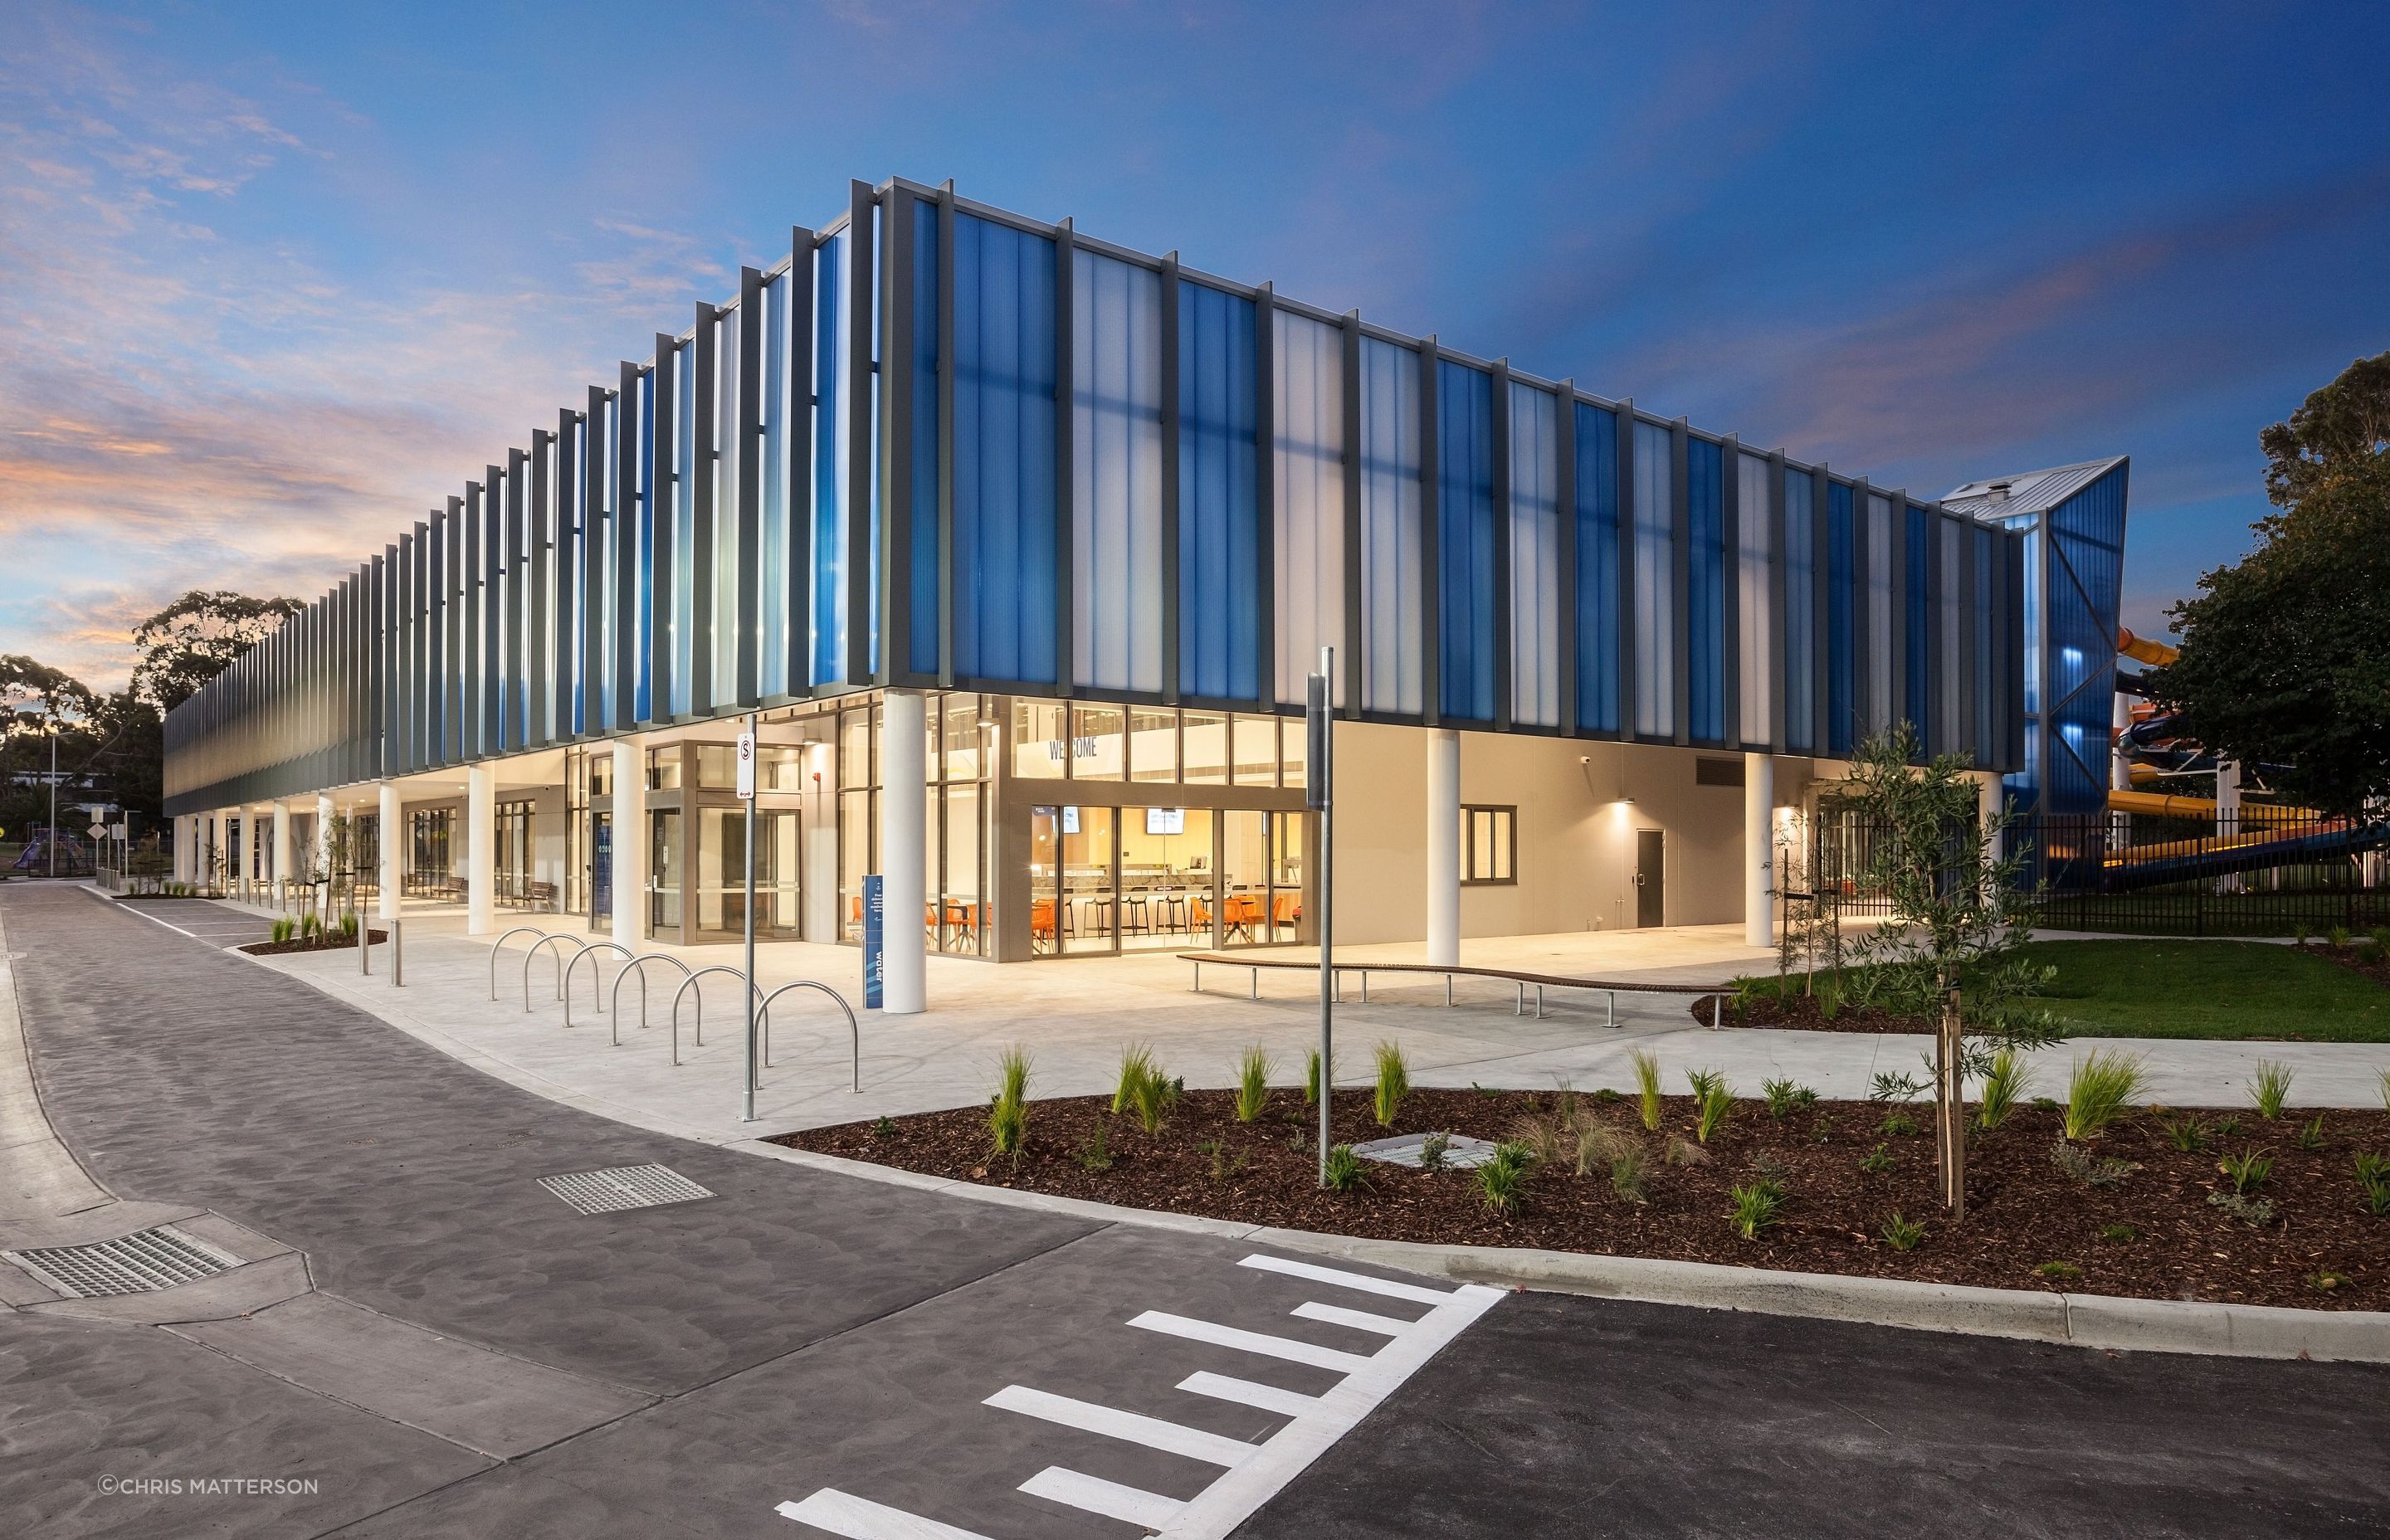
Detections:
2,1225,245,1299
539,1163,716,1216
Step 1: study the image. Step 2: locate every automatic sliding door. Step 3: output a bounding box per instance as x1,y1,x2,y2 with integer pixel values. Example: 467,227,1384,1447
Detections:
1120,807,1212,952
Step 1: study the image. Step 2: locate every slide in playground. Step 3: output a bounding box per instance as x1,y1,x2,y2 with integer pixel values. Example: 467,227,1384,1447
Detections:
2100,629,2389,890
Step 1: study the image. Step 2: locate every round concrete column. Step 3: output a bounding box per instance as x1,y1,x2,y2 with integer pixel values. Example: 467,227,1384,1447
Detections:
880,690,928,1015
316,792,335,888
271,802,293,902
466,763,495,936
611,738,642,950
1744,752,1775,948
1425,729,1461,967
377,783,401,921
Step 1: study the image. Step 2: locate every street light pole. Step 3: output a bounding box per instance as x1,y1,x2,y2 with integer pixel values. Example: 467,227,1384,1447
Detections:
1309,646,1334,1187
47,732,56,878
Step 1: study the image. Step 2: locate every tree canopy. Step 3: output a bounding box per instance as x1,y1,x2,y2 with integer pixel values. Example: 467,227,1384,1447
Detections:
2260,349,2390,509
131,590,302,713
2157,356,2390,816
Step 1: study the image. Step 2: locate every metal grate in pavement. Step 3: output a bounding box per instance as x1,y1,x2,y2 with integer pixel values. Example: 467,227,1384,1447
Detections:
2,1225,245,1299
539,1163,716,1216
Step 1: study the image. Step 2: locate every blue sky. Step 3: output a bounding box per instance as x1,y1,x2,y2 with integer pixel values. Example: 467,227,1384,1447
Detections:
4,0,2386,686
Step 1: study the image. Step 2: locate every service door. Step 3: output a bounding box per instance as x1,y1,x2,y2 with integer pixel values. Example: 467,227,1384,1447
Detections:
1634,828,1665,928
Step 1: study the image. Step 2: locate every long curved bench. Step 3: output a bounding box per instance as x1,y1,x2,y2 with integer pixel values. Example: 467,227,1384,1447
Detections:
1178,952,1737,1029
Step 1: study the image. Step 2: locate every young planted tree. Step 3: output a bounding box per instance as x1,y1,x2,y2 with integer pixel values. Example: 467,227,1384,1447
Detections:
1841,723,2061,1216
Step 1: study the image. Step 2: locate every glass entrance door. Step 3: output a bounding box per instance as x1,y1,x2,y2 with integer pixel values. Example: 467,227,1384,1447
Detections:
1030,807,1118,955
1220,810,1306,948
694,807,801,938
649,807,682,934
1119,807,1214,951
590,810,612,925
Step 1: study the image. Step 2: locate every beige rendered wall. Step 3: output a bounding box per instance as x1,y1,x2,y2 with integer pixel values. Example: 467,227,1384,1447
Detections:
1330,721,1824,946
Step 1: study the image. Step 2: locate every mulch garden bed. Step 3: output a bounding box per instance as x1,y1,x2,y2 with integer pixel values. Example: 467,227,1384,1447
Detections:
1699,990,1930,1034
239,930,388,957
774,1088,2390,1310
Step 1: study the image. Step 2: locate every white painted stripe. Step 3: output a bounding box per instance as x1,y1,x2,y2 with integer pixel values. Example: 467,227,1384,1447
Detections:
1154,1284,1507,1540
1019,1466,1187,1528
110,901,201,939
775,1489,993,1539
1126,1312,1373,1373
1176,1371,1324,1420
1236,1253,1461,1305
1292,1300,1415,1337
985,1385,1256,1468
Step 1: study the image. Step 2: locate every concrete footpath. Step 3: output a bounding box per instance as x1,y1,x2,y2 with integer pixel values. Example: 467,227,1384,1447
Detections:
12,885,2390,1538
203,900,2390,1155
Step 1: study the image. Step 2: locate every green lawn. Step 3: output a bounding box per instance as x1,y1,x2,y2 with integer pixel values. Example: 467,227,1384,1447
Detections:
2016,939,2390,1042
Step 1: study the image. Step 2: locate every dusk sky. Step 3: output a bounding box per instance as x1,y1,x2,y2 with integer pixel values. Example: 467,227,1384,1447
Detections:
4,0,2385,690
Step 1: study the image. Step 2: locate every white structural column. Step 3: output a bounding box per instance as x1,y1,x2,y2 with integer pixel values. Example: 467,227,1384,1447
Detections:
377,783,401,921
880,690,928,1015
2216,758,2242,894
1425,729,1461,966
316,792,335,885
611,738,642,949
1744,752,1775,948
271,801,293,900
466,763,495,935
1978,772,2006,900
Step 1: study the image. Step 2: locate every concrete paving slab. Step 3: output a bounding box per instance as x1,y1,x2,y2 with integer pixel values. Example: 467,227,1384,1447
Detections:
173,1290,656,1459
0,1309,492,1539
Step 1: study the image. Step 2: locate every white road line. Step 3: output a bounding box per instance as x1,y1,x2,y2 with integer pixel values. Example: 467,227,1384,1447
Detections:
776,1489,993,1538
1154,1279,1507,1539
984,1385,1256,1467
109,902,201,939
1018,1466,1188,1528
1176,1371,1324,1420
1236,1254,1462,1305
1126,1312,1374,1373
1291,1301,1415,1337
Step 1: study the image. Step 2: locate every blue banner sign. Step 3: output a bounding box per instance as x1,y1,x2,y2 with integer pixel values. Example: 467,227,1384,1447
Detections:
862,873,884,1010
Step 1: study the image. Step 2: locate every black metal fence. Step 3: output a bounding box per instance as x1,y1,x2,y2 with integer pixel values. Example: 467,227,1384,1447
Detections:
1793,806,2390,938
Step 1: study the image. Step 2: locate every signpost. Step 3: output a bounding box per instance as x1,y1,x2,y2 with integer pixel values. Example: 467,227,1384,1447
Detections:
738,719,758,1123
1308,647,1334,1188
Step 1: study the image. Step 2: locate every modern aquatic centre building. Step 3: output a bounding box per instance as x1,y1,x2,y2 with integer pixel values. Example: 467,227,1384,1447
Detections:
162,177,2123,1011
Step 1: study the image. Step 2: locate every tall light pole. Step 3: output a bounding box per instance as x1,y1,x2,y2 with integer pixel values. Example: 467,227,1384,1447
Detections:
1310,646,1334,1187
46,730,57,878
739,711,758,1124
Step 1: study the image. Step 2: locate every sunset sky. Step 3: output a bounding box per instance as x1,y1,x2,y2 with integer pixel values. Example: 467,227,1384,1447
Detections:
5,0,2386,690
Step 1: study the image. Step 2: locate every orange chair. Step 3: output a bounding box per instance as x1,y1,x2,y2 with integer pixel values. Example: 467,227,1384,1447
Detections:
1031,898,1057,952
1271,891,1301,931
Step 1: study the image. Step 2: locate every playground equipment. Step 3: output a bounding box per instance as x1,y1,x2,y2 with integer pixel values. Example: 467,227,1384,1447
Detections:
2105,628,2388,890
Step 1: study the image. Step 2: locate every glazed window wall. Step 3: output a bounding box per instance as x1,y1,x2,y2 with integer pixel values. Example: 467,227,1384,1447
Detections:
406,808,455,899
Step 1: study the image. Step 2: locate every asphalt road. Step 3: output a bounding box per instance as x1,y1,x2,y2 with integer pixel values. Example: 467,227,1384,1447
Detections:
5,882,2388,1539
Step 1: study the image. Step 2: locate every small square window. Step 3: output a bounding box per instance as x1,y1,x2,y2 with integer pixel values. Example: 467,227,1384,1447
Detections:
1460,806,1516,885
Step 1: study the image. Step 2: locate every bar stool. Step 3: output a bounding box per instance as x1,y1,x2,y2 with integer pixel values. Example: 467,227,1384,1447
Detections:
1121,889,1150,935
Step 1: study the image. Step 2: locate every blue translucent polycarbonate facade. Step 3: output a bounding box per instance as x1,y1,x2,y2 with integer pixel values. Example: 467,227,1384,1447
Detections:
2025,464,2128,816
1508,383,1562,729
1686,436,1724,745
1274,309,1343,705
1825,480,1854,757
1436,360,1498,723
159,178,2039,816
1177,281,1257,702
952,212,1059,685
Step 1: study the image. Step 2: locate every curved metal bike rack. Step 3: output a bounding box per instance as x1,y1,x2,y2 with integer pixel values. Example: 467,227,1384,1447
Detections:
758,980,861,1093
668,966,763,1067
521,933,587,1011
560,941,637,1028
608,954,695,1045
486,926,554,1000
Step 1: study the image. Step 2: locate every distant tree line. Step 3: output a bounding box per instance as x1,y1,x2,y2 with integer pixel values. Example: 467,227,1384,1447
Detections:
1,592,300,838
